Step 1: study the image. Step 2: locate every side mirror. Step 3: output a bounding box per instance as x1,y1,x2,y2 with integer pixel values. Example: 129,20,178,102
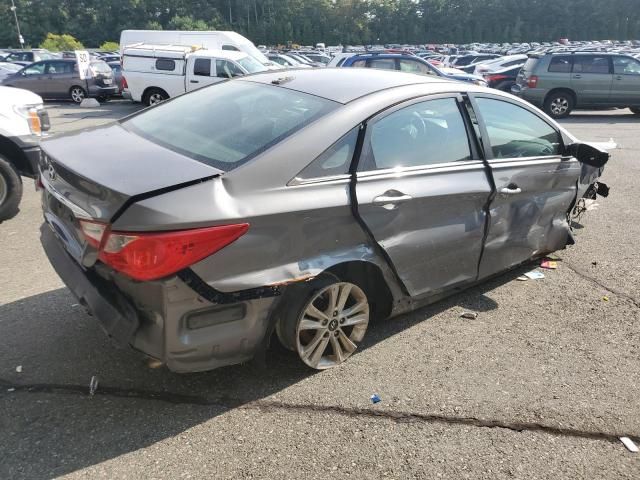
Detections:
566,143,610,168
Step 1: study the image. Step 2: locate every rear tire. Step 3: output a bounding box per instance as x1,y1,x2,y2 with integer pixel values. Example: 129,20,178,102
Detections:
143,88,168,107
544,91,575,119
0,155,23,222
631,107,640,116
276,274,370,370
70,86,87,104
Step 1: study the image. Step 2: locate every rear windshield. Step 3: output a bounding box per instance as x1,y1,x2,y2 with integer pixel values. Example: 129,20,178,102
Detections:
90,61,112,74
124,80,337,171
521,57,539,72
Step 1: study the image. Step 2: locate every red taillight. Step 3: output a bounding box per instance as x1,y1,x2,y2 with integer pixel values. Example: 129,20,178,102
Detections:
121,76,128,89
89,224,249,281
527,75,539,88
486,74,508,82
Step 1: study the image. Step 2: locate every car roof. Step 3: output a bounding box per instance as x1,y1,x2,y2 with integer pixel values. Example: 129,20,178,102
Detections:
238,68,449,104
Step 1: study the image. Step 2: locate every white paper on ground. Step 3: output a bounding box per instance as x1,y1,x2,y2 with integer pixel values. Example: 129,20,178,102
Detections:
620,437,639,453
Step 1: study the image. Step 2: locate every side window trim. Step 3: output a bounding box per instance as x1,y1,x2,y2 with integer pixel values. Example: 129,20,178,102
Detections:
356,93,479,174
468,93,566,161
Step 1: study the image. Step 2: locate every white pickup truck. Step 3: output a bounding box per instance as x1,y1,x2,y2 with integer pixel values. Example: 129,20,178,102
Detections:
122,44,270,106
0,86,49,221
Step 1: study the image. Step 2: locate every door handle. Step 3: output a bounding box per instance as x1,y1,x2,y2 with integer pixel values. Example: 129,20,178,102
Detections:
372,191,413,209
500,184,522,195
190,80,199,83
573,74,582,79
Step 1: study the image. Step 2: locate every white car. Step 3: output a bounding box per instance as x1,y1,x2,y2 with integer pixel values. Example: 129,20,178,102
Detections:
473,54,528,75
123,45,268,106
0,86,49,221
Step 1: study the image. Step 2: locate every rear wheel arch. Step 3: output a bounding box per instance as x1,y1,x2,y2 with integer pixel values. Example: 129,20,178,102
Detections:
323,260,394,321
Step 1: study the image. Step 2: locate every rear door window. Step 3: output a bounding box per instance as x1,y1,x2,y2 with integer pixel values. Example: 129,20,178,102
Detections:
46,61,73,74
475,98,562,158
572,56,611,74
193,58,211,76
367,58,396,70
359,97,472,171
548,56,573,73
399,59,432,75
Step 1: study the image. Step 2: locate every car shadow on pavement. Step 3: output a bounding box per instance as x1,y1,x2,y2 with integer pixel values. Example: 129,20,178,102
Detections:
0,265,525,479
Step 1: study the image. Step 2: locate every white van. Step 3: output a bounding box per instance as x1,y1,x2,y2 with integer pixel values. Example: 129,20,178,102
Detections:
120,30,276,67
122,44,268,106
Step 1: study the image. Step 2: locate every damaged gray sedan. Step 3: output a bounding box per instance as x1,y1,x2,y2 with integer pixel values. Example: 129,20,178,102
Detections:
39,68,609,372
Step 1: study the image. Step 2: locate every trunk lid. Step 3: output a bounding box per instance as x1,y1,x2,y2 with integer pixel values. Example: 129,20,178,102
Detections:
40,123,221,266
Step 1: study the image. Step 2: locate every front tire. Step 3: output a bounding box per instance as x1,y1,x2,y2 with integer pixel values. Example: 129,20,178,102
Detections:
143,88,168,107
70,86,87,104
0,155,23,222
544,91,574,119
277,275,370,370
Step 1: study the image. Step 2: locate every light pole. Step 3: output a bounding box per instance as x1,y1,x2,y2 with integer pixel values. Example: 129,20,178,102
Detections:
9,0,25,48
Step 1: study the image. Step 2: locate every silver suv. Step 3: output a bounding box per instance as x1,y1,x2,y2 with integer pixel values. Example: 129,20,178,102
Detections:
511,52,640,118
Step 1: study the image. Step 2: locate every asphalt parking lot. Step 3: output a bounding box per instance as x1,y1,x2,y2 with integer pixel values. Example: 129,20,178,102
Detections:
1,101,639,479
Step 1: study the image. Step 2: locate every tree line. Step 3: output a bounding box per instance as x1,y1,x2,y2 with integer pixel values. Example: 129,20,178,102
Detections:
1,0,639,49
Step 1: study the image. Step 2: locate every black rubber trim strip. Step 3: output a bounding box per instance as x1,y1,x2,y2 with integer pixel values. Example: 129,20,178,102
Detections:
177,268,281,304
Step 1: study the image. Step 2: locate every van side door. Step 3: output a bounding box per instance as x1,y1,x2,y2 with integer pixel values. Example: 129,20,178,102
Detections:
186,56,224,92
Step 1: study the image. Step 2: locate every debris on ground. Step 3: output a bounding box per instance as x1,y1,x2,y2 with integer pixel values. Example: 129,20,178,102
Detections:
7,388,15,392
460,312,478,320
15,365,22,373
370,394,381,404
147,358,163,369
523,270,545,280
603,296,610,302
89,376,99,396
540,259,558,270
620,437,639,453
517,275,529,281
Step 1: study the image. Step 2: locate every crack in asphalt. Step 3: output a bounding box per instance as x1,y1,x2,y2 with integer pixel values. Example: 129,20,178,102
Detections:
1,379,637,446
562,260,640,308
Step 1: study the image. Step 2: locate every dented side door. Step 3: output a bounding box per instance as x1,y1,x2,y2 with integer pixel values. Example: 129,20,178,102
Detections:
471,95,582,280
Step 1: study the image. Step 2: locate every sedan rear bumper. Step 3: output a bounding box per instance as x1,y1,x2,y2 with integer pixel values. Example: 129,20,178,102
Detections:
40,221,278,372
40,222,140,344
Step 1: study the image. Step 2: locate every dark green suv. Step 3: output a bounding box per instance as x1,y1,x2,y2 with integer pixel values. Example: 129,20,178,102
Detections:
511,52,640,118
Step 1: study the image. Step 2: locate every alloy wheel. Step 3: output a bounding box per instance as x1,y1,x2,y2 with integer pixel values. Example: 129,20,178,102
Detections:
149,93,164,105
71,87,85,103
296,282,369,369
550,97,569,116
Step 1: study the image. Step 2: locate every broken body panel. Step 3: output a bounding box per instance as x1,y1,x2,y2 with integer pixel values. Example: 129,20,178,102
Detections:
38,71,610,373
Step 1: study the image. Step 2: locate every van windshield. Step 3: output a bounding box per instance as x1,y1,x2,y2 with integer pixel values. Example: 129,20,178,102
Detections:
123,81,337,172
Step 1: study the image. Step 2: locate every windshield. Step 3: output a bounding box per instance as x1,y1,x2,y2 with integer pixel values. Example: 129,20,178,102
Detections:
124,81,337,172
240,42,269,64
237,55,268,73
